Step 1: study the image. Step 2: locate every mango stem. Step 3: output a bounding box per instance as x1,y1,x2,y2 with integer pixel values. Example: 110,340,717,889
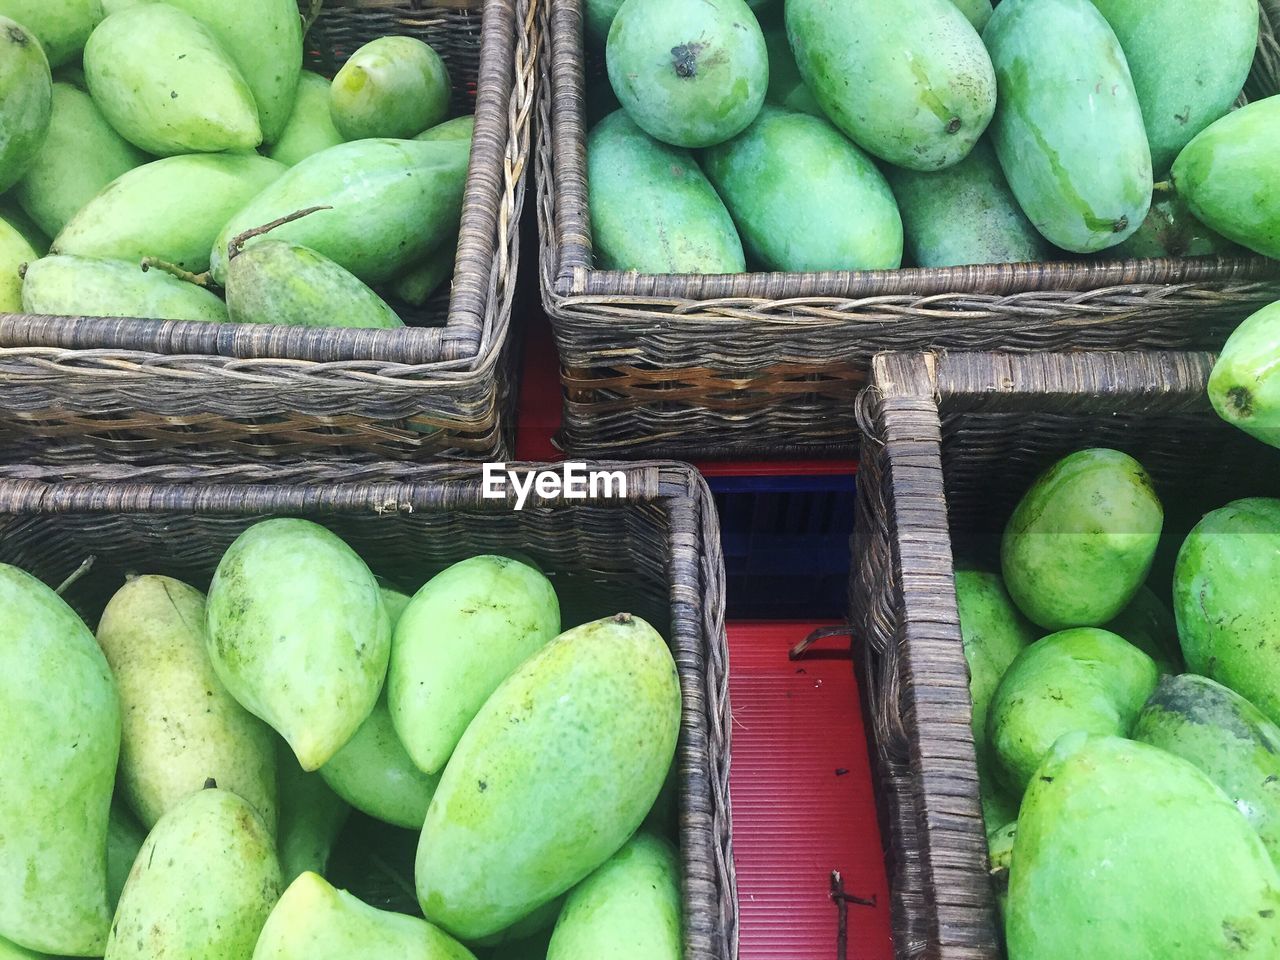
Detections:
55,555,97,596
228,206,333,261
140,258,214,288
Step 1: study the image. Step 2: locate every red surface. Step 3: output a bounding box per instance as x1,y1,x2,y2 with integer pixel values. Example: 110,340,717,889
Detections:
515,312,859,477
728,622,893,960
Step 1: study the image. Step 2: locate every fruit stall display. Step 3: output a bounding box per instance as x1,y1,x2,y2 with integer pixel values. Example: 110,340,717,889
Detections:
850,348,1280,957
0,463,735,960
0,0,534,460
537,0,1280,458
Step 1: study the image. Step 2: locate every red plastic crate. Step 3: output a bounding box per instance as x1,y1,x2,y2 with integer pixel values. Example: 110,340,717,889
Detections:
728,622,893,960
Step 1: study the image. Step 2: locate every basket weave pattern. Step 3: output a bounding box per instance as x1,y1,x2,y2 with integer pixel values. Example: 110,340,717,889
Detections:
0,0,537,460
537,0,1280,458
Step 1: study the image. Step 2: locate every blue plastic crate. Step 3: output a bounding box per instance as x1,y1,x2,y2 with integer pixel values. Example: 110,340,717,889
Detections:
707,472,857,620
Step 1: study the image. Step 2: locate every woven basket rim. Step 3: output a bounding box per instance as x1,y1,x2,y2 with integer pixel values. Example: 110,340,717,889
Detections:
0,0,529,371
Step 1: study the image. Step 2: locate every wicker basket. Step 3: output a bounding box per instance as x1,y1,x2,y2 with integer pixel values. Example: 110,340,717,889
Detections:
0,0,537,461
0,460,737,959
537,0,1280,459
847,349,1280,959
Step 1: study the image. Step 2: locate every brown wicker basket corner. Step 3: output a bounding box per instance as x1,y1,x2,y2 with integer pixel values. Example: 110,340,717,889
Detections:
0,459,738,959
536,0,1280,460
0,0,539,461
848,348,1280,959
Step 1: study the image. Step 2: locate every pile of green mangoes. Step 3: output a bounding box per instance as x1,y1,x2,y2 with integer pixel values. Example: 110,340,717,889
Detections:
962,445,1280,957
584,0,1276,276
0,519,684,960
0,0,470,327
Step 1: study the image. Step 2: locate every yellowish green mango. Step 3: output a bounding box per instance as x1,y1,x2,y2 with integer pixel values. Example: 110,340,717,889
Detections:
389,556,560,776
607,0,768,149
122,0,303,144
84,4,261,155
417,614,680,940
984,0,1153,252
0,217,36,312
0,200,47,253
1007,734,1280,958
54,153,285,274
787,0,995,170
106,800,144,912
105,788,281,960
0,17,52,194
0,0,102,67
269,71,345,167
471,897,565,950
1001,448,1163,630
253,872,477,960
1210,303,1280,448
987,628,1157,795
22,255,229,321
276,741,350,885
0,564,119,956
702,106,904,271
96,575,277,832
952,0,993,29
210,138,470,286
416,115,474,142
1174,499,1280,726
330,36,450,141
320,589,439,829
1172,96,1280,260
547,833,681,960
986,820,1016,919
225,240,404,329
13,82,145,238
1135,674,1280,862
0,938,45,959
206,519,391,771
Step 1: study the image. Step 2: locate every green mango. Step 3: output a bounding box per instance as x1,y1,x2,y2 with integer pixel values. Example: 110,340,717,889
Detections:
206,518,391,771
54,152,285,274
1110,192,1241,260
1007,733,1280,958
761,22,821,117
330,37,450,141
389,556,560,776
1089,0,1258,175
986,820,1016,919
0,17,52,194
0,938,45,959
225,240,404,329
787,0,995,171
13,82,145,238
210,137,469,286
0,200,48,253
1101,583,1183,675
96,575,277,832
951,0,992,30
1210,302,1280,448
122,0,302,144
987,627,1158,795
954,569,1039,819
320,590,436,829
105,788,281,960
606,0,767,149
0,0,102,67
546,833,680,960
254,872,477,960
1174,499,1280,727
1172,96,1280,259
22,255,228,321
1001,448,1163,630
83,4,261,156
276,741,350,885
269,71,345,167
101,0,139,11
587,110,744,274
0,216,36,311
0,564,119,956
416,115,474,142
984,0,1153,253
1134,674,1280,862
392,240,455,307
416,614,680,940
889,138,1049,267
106,800,145,912
703,106,903,271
